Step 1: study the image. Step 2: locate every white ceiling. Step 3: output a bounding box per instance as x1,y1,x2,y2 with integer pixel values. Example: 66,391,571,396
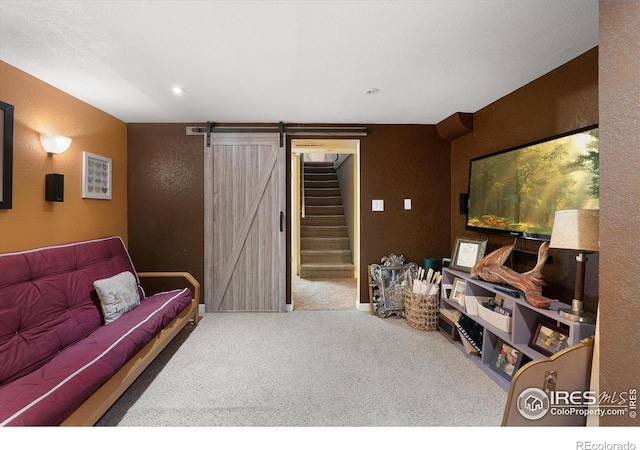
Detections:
0,0,599,125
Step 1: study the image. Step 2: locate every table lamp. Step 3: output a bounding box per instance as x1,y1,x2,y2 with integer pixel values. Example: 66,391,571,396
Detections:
549,209,599,324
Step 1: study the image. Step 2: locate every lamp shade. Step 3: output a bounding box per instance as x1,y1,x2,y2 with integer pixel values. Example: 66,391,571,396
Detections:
40,134,72,154
549,209,599,252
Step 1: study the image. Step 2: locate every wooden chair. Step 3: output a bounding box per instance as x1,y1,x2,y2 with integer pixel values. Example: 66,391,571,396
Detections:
502,336,595,426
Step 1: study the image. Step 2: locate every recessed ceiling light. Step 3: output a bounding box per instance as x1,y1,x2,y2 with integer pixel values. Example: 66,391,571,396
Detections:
365,88,380,95
172,87,185,95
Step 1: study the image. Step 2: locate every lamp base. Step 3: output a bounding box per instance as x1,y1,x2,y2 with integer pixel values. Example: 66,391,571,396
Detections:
558,300,596,324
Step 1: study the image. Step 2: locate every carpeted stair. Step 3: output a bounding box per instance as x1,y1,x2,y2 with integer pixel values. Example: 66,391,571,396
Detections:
300,161,354,279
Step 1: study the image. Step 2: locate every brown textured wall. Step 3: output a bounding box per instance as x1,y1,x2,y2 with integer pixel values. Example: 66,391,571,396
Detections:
599,0,640,427
450,48,600,311
0,61,128,253
358,125,451,303
126,123,450,305
126,123,204,299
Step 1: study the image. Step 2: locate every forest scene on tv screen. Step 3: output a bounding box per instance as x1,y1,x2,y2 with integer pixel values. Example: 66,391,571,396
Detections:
467,127,599,238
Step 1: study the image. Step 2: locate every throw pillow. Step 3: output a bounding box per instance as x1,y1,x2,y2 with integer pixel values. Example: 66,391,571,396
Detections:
94,271,141,325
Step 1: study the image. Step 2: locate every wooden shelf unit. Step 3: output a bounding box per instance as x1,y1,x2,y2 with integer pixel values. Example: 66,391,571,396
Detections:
440,267,596,390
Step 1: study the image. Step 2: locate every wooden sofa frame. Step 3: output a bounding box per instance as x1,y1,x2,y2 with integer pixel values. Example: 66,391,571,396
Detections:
60,272,200,426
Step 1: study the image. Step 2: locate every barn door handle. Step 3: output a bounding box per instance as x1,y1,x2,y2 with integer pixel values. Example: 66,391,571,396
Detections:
280,211,284,232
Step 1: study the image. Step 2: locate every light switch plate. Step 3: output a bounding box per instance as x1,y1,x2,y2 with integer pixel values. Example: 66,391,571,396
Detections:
404,198,411,210
372,199,384,211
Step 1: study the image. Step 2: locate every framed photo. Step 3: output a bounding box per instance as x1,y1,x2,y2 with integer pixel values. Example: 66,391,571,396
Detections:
450,278,466,306
450,237,487,272
490,339,524,381
0,100,14,209
82,152,112,199
528,321,570,357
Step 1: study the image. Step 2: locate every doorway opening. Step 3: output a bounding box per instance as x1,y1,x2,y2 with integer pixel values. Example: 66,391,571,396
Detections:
290,139,360,310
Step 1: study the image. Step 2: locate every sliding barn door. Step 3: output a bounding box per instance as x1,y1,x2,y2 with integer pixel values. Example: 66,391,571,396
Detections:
204,133,286,312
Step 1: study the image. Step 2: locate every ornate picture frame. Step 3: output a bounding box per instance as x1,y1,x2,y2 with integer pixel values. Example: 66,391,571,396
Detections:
369,253,419,319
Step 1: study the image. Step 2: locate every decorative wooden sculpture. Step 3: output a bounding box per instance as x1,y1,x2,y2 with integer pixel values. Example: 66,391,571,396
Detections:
469,241,558,309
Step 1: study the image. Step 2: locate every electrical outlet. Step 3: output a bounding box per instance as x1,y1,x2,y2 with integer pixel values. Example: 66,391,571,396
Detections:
404,199,411,210
372,200,384,211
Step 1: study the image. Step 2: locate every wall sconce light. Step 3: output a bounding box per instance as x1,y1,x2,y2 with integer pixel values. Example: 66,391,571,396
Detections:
40,133,72,154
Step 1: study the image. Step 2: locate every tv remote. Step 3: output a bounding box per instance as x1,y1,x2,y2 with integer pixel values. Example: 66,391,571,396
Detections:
494,286,523,298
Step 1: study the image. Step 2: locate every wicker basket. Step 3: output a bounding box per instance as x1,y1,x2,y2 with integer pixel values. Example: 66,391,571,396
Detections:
404,290,439,331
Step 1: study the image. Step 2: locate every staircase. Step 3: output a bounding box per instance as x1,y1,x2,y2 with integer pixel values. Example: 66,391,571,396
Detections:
299,161,355,279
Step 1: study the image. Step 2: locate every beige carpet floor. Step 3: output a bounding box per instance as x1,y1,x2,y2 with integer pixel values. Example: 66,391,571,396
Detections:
291,275,357,310
96,310,508,427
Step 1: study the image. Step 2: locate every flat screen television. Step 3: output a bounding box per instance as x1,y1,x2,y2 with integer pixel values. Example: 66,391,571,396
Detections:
466,125,599,241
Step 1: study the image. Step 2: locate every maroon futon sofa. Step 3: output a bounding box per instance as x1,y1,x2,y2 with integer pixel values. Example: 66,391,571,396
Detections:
0,236,199,426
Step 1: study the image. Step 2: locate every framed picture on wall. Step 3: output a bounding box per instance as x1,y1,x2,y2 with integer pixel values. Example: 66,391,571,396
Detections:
82,152,112,200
